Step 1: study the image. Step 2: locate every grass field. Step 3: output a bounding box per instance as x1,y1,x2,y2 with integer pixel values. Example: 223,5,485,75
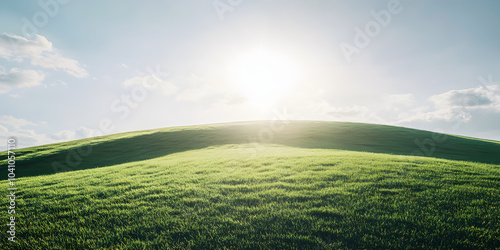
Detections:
1,121,499,249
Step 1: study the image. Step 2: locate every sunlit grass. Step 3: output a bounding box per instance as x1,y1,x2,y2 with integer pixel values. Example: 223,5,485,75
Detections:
2,143,499,249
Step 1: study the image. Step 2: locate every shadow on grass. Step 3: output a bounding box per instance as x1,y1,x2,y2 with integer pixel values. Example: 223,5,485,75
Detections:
11,121,500,178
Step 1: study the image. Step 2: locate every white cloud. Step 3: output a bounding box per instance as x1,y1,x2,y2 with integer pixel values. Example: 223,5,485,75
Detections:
0,33,88,78
0,122,102,148
0,124,8,134
49,80,67,87
430,85,499,108
0,115,38,129
0,68,44,93
51,126,101,141
0,115,102,148
397,85,500,124
380,94,417,122
417,108,473,122
428,85,499,121
0,125,55,148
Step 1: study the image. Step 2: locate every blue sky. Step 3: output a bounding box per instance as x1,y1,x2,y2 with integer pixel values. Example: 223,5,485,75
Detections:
1,0,500,148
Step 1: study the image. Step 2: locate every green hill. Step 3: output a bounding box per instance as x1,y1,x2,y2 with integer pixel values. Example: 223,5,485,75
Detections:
1,121,499,249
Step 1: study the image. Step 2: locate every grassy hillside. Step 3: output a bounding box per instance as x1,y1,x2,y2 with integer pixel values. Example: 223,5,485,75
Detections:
4,121,500,178
1,121,500,249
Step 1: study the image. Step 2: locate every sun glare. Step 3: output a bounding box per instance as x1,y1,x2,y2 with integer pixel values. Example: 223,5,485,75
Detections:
227,49,302,107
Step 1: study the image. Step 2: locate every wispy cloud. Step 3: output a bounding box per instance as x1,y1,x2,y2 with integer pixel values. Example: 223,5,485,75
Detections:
0,115,38,129
0,33,88,78
0,68,44,93
430,85,498,108
0,115,101,148
0,124,55,148
51,126,102,142
397,85,500,123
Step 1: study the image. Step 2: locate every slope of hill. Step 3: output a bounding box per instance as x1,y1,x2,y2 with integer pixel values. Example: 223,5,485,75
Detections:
1,121,499,249
4,121,500,178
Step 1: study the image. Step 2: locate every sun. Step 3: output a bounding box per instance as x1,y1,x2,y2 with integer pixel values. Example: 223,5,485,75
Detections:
227,48,302,106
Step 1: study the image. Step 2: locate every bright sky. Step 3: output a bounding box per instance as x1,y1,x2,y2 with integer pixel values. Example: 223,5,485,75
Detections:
1,0,500,148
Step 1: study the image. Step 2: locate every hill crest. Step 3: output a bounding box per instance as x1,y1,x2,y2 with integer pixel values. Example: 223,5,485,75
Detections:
2,120,499,178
